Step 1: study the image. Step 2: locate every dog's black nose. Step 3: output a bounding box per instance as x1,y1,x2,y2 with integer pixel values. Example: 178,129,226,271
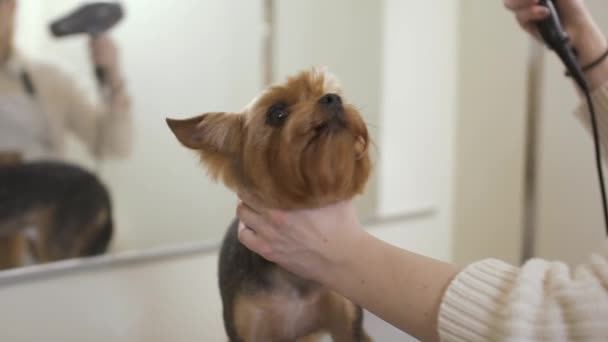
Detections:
319,93,342,109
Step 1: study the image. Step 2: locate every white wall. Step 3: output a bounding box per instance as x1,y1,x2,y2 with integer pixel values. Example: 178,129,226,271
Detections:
377,0,458,271
13,0,45,56
534,0,608,265
379,0,457,219
452,1,529,265
0,0,460,341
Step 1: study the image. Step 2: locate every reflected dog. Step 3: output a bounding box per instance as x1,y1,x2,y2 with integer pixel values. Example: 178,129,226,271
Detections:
0,157,113,270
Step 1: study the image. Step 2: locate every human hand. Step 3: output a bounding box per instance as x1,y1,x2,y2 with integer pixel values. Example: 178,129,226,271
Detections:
90,34,118,68
504,0,591,42
236,192,366,283
504,0,608,87
89,34,123,86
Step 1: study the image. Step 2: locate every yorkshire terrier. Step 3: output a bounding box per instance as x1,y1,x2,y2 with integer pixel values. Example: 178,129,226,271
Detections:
0,156,113,270
167,67,372,341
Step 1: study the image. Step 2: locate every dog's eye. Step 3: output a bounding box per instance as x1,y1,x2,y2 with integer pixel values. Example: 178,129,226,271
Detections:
266,103,288,127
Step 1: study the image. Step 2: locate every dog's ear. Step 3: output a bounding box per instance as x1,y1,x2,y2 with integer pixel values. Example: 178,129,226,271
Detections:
166,113,244,155
167,113,245,189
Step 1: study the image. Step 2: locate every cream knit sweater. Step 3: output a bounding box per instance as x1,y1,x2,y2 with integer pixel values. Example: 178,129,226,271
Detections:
438,83,608,341
0,50,131,159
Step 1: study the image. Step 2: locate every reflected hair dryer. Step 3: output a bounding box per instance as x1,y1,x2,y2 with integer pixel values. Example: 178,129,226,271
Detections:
49,2,124,84
50,2,123,37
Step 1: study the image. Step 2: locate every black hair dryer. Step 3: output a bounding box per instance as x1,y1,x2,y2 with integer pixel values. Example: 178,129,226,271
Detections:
49,2,124,85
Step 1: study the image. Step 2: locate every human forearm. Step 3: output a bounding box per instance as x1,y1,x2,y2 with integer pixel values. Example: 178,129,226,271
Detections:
65,76,131,159
236,198,462,340
573,14,608,91
319,231,461,342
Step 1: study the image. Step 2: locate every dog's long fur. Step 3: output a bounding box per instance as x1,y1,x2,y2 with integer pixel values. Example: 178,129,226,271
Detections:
168,67,372,341
0,160,113,269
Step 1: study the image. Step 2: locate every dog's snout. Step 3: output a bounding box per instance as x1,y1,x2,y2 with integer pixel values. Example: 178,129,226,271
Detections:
319,93,342,109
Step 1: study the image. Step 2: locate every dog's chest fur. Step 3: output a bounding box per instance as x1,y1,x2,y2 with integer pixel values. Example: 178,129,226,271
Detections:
235,274,324,339
219,219,326,339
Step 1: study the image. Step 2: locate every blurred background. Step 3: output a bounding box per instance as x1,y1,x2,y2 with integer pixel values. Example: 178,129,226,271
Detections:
0,0,606,341
13,0,384,252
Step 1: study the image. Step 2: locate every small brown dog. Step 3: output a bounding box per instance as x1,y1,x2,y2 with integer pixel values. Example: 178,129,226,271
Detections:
167,67,372,341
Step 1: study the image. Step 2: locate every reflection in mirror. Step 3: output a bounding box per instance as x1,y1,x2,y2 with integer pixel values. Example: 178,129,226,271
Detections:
0,0,381,271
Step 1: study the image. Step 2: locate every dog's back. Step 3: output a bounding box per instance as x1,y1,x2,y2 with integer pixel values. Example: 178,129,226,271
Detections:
0,161,113,266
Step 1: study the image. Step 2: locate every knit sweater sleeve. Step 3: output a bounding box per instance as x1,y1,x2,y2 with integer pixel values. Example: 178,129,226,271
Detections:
438,83,608,341
438,255,608,341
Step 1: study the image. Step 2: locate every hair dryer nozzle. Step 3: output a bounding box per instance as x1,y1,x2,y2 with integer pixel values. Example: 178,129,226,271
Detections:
50,2,124,37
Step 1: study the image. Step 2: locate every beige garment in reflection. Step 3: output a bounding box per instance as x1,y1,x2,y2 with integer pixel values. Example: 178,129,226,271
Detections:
0,50,132,159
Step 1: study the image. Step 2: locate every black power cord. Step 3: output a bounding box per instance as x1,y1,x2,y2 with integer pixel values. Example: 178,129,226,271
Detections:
537,0,608,236
584,90,608,236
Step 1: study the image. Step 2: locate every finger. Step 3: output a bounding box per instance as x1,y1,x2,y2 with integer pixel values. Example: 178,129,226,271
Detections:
237,190,265,214
515,5,550,25
90,35,111,51
504,0,538,11
238,221,278,262
90,36,102,48
237,191,288,226
237,221,262,251
236,201,271,238
520,21,543,42
238,221,275,260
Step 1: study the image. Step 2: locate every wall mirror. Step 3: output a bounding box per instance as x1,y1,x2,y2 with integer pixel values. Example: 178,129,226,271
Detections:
0,0,384,274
